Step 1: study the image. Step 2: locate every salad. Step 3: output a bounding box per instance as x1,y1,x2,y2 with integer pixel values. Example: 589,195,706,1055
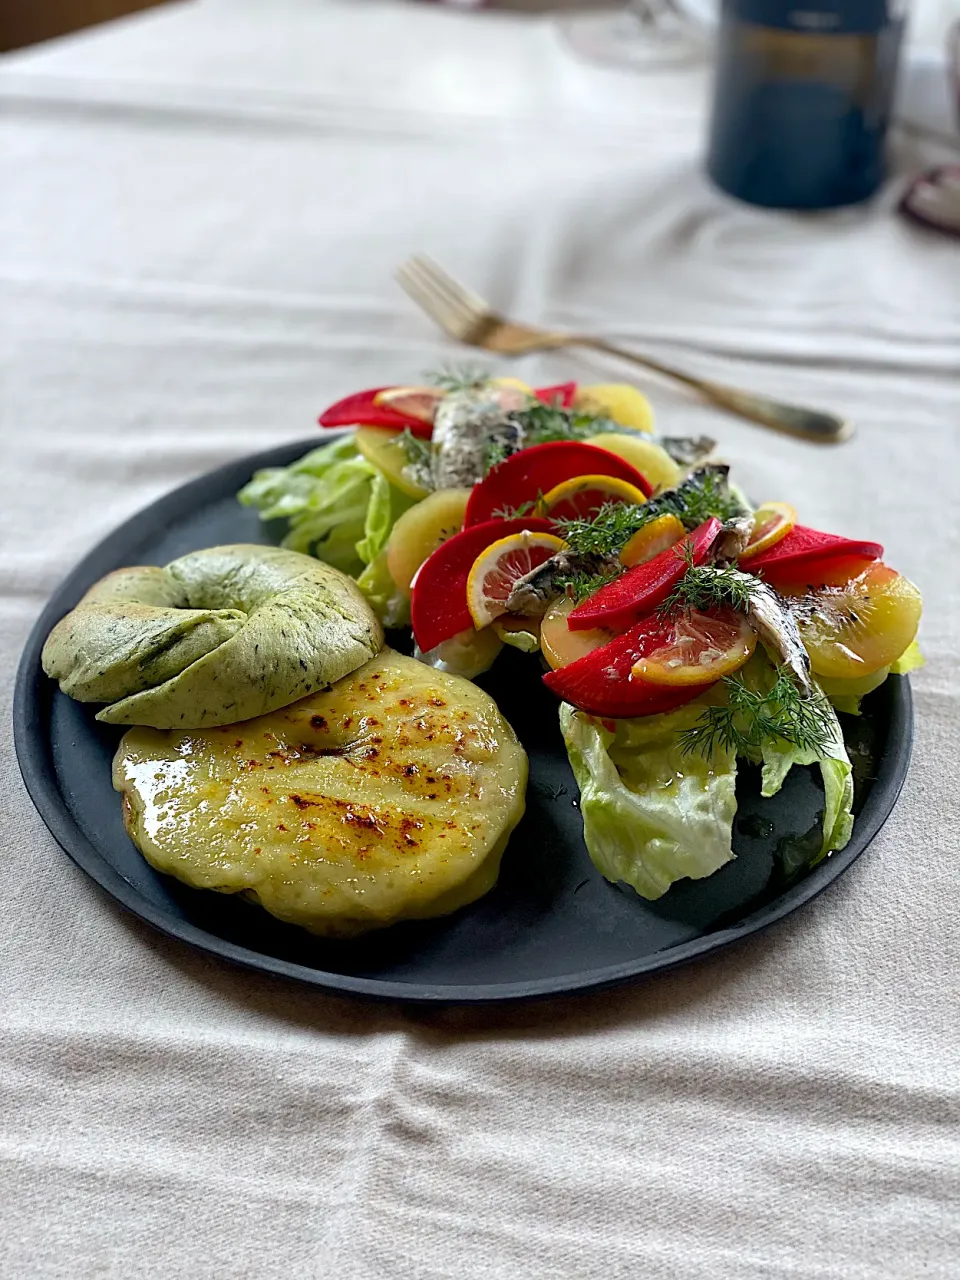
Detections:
239,372,923,902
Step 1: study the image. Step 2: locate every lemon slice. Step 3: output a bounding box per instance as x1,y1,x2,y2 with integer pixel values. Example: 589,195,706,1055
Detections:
466,531,567,630
619,513,686,568
739,502,798,562
372,385,443,422
631,608,757,687
539,475,647,522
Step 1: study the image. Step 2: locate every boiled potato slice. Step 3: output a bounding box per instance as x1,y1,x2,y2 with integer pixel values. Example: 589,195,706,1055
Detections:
354,427,429,499
114,649,528,937
585,433,681,493
387,488,470,595
574,383,655,433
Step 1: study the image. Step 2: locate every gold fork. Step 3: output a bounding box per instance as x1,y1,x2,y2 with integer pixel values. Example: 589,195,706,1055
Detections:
396,255,851,444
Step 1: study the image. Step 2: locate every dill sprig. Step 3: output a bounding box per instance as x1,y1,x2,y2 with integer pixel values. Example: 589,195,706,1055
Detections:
427,364,490,393
554,501,651,557
658,468,745,528
507,401,621,443
399,427,432,470
678,669,835,760
554,468,745,560
491,498,538,519
555,564,623,604
658,557,759,618
483,437,511,474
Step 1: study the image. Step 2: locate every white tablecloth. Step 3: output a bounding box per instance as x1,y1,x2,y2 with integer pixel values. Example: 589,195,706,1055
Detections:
2,3,959,1276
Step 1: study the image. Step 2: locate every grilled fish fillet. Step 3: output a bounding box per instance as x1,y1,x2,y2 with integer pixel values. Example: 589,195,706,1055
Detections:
114,649,528,936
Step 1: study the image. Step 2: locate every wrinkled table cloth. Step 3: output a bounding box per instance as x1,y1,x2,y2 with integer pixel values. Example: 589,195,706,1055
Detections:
2,2,959,1276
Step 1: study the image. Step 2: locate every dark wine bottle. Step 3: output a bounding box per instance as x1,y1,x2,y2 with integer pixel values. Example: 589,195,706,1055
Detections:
706,1,907,209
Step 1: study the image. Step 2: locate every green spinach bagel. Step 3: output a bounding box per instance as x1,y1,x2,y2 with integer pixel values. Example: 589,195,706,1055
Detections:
42,544,384,728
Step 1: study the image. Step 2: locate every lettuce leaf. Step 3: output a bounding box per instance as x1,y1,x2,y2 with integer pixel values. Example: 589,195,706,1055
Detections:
738,655,854,861
559,696,738,901
816,641,924,716
890,640,924,675
818,671,889,716
238,436,414,579
356,551,411,630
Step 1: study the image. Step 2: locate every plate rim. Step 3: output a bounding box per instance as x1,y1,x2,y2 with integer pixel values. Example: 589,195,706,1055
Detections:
13,438,915,1004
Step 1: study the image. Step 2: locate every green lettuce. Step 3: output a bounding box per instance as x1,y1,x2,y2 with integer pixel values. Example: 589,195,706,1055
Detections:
734,654,854,861
356,551,411,630
757,705,853,862
890,640,924,675
816,641,924,716
559,695,738,901
238,437,414,580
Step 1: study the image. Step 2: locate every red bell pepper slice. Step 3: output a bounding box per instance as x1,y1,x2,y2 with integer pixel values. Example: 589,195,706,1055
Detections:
318,387,435,437
464,441,652,528
743,524,882,587
411,516,556,653
567,518,722,633
543,613,712,718
534,381,577,408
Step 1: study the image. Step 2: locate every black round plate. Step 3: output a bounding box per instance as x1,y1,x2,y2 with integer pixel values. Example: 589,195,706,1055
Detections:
14,439,914,1003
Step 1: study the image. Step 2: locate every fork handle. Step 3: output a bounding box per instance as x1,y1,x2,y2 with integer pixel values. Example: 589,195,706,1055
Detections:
575,336,852,444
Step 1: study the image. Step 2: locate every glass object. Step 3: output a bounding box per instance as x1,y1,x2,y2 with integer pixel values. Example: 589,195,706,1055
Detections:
560,1,710,70
706,1,908,209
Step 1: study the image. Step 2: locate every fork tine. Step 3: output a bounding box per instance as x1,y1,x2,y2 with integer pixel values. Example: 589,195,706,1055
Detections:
397,257,479,331
409,255,490,318
396,259,469,335
395,260,456,331
396,255,491,338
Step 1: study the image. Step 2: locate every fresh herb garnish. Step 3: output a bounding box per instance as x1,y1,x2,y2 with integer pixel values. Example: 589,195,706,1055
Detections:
554,468,745,559
427,363,490,393
554,501,651,558
507,401,621,444
678,669,835,760
492,499,538,519
556,564,623,604
658,468,745,528
399,427,432,470
483,437,511,474
658,557,759,618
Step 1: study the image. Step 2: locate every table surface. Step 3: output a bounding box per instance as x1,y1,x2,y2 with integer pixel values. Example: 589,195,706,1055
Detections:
2,2,959,1277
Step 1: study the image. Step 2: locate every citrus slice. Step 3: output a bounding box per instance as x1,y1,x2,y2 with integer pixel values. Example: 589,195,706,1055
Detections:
631,608,757,687
540,596,614,670
540,474,647,522
739,502,797,562
573,383,655,433
585,433,681,493
355,426,430,500
619,513,686,568
782,562,922,679
386,488,471,595
466,531,567,629
373,385,444,423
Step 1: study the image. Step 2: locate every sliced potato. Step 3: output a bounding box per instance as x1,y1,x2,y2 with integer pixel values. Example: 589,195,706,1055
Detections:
540,596,614,670
575,383,655,434
355,426,429,499
387,488,471,595
585,433,681,493
114,649,528,937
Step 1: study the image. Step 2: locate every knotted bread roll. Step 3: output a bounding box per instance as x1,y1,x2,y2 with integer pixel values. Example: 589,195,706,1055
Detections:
42,544,383,729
